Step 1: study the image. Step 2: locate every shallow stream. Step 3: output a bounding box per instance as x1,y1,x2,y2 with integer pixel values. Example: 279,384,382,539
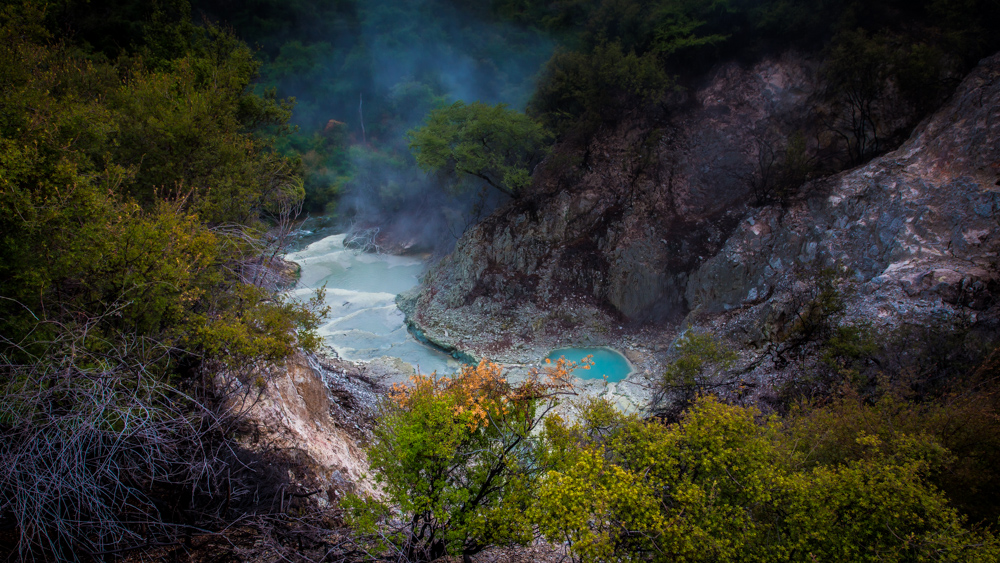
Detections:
286,233,638,388
286,234,459,375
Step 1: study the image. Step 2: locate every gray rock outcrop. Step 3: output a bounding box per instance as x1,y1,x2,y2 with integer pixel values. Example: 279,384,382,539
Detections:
688,52,1000,338
407,53,824,352
406,51,1000,360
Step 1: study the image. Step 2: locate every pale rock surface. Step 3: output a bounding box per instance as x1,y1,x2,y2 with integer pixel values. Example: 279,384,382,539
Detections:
233,352,385,503
687,52,1000,337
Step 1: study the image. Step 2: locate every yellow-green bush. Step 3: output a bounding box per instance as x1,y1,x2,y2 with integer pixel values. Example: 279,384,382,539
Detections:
533,396,999,562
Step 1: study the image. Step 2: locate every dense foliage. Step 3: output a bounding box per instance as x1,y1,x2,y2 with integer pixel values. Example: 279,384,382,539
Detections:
5,0,1000,559
192,0,554,217
408,102,552,199
0,1,325,558
344,360,574,561
535,396,998,562
500,0,1000,155
186,0,1000,217
350,354,1000,562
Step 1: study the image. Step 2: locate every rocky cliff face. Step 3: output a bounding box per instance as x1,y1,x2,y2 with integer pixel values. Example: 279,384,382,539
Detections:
687,52,1000,344
404,52,824,357
404,50,1000,369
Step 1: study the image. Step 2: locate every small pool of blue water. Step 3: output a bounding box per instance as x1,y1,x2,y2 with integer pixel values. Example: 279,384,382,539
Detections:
545,347,633,382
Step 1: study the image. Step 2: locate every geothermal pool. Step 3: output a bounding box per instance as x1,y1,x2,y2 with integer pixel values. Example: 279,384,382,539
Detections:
545,347,633,382
286,234,459,375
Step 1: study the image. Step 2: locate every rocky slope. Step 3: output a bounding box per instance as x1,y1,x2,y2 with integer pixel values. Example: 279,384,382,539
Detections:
402,53,822,353
402,51,1000,393
686,51,1000,348
231,351,385,505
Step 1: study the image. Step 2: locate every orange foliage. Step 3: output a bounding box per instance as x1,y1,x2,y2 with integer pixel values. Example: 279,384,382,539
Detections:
391,359,577,430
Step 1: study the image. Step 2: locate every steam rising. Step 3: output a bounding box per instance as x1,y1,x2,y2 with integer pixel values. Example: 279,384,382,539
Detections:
249,0,554,250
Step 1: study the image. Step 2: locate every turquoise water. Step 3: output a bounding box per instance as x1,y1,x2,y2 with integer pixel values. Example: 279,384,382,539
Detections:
286,234,459,375
545,347,633,382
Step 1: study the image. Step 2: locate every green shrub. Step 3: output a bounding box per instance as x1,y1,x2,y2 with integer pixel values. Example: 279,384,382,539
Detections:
343,360,574,561
0,4,326,557
650,331,739,418
534,395,1000,563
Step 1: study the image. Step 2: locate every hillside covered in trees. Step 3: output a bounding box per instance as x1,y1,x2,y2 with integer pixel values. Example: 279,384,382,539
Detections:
3,0,1000,561
0,1,330,558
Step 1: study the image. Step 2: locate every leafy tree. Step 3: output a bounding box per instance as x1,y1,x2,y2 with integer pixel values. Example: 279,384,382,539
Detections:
742,128,816,204
194,0,556,214
523,0,734,133
784,378,1000,525
343,360,573,561
534,397,780,562
650,0,735,56
529,42,672,134
928,0,1000,64
0,3,313,356
43,0,195,64
771,433,996,563
823,29,895,165
408,101,552,199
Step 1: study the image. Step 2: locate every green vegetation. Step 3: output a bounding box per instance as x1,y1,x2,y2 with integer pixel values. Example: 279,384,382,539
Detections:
344,277,1000,563
184,0,1000,213
192,0,555,216
5,0,1000,559
529,42,673,135
498,0,1000,164
516,0,740,133
649,331,739,418
0,2,317,362
408,102,552,198
535,396,998,562
351,358,1000,562
0,1,325,558
344,360,573,561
